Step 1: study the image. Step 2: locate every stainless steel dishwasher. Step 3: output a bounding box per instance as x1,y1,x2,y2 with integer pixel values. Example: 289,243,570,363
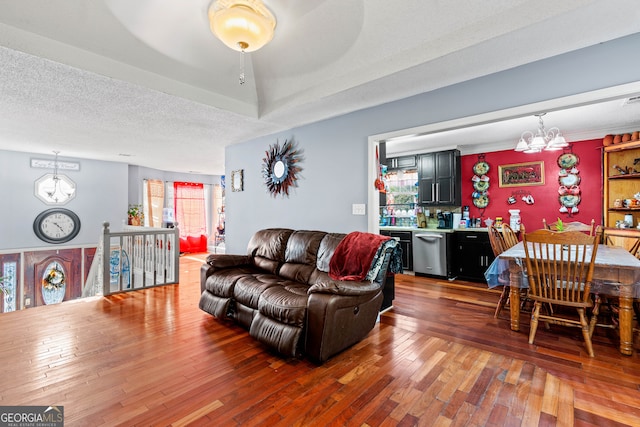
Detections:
412,231,449,277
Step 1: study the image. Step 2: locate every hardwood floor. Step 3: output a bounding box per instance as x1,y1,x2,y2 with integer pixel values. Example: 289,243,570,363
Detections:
2,254,640,426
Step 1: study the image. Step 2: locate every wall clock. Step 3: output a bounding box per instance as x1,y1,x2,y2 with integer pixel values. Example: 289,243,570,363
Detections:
33,208,81,244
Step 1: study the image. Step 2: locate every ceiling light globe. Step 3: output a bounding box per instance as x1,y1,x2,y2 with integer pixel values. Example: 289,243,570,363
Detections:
514,138,529,152
209,0,276,52
552,134,569,148
529,135,547,149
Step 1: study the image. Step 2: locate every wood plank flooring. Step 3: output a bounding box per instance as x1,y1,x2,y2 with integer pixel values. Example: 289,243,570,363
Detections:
1,254,640,426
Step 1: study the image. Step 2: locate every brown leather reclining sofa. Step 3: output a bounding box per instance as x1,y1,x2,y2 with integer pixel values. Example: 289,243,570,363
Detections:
199,228,398,363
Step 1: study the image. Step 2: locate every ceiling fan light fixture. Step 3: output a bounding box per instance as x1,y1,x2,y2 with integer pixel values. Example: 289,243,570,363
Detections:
209,0,276,53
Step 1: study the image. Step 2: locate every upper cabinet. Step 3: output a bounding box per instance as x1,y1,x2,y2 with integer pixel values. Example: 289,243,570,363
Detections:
387,155,417,170
604,140,640,228
418,149,461,205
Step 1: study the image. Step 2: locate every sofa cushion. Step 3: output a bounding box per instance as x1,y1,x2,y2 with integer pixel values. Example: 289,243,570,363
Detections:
249,314,302,357
316,233,346,273
247,229,292,259
234,274,282,309
284,231,326,264
246,228,292,271
279,230,326,284
199,291,231,319
180,234,207,253
204,267,256,298
258,285,308,327
189,235,207,251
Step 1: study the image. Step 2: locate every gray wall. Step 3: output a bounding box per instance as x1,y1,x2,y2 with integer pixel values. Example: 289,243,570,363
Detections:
0,149,127,250
225,32,640,253
0,153,221,251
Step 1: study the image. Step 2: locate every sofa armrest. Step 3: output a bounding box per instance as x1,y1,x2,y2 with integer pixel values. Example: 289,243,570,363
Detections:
200,254,252,293
305,290,383,363
307,279,381,296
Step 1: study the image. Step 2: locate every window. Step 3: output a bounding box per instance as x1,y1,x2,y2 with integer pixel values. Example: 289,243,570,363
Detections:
173,182,206,238
144,179,165,227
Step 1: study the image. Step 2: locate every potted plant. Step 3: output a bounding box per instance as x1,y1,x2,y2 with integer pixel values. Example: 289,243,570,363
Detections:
128,204,144,226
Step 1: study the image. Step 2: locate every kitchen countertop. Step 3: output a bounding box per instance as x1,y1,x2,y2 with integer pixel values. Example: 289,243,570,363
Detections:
379,226,488,233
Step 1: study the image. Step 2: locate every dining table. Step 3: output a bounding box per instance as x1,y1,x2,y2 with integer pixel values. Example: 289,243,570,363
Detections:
487,241,640,355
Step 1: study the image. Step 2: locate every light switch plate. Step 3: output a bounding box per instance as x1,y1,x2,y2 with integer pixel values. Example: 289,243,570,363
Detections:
352,203,366,215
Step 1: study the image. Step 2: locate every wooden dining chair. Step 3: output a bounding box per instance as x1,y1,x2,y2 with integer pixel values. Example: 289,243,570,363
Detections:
596,226,640,329
492,223,525,318
522,229,600,357
501,223,521,248
542,218,596,236
601,227,640,258
488,225,506,256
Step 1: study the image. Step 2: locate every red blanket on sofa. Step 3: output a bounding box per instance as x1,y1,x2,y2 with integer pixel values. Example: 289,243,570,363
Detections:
329,232,391,281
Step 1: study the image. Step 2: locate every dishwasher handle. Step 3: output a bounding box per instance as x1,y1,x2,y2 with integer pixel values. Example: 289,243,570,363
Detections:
415,233,444,239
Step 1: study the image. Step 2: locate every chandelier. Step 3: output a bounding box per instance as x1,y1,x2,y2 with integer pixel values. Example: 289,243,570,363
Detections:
514,113,568,153
208,0,276,85
34,151,76,205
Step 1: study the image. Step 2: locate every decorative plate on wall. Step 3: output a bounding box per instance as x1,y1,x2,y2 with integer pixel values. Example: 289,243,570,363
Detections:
473,194,489,208
555,150,582,217
557,153,578,169
473,161,490,176
558,173,581,187
559,194,581,208
261,139,303,197
473,180,489,192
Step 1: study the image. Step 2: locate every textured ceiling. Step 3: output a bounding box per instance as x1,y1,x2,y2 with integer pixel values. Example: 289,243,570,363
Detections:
1,0,640,174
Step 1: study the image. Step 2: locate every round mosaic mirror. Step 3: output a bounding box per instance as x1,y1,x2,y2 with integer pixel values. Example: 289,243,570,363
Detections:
262,139,303,196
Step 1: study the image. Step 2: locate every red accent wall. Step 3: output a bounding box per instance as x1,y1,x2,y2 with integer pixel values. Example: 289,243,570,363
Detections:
461,139,603,231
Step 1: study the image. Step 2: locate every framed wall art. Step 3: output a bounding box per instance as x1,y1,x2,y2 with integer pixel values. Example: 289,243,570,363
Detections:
231,169,243,192
262,139,303,197
498,161,545,187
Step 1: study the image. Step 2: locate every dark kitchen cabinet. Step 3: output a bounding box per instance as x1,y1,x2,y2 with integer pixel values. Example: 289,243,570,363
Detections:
380,230,412,271
387,155,417,170
418,150,461,205
452,231,495,282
